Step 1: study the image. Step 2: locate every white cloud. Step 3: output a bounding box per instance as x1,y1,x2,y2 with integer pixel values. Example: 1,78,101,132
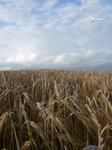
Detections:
6,52,37,64
81,0,101,5
7,57,13,62
54,55,66,64
39,0,58,11
85,50,94,57
0,0,112,70
0,67,10,70
15,53,25,62
28,53,37,61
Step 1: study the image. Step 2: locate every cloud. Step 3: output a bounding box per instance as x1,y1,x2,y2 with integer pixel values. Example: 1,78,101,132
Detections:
80,0,101,5
6,52,37,64
53,49,107,67
0,67,10,70
53,55,66,64
0,0,112,70
28,53,37,61
7,57,13,62
15,53,25,62
38,0,58,11
85,50,94,57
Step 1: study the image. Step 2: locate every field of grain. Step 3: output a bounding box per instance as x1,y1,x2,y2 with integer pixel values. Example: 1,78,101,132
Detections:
0,69,112,150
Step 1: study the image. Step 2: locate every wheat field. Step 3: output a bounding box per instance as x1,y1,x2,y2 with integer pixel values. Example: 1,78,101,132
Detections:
0,69,112,150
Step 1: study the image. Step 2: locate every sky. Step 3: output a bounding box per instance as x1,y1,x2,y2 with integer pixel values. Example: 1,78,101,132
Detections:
0,0,112,70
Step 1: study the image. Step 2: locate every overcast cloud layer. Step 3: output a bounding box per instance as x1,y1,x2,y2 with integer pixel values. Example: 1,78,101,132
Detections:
0,0,112,70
